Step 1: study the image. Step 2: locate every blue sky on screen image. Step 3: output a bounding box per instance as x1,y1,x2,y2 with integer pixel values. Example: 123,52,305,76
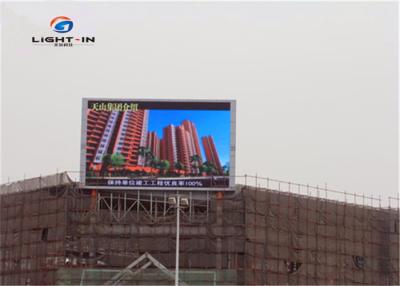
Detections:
148,110,231,166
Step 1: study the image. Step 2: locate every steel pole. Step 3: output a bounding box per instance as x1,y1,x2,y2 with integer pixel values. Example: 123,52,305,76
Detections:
175,195,180,286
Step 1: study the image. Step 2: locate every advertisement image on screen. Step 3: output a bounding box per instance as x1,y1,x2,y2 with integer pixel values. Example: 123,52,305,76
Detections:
81,99,235,190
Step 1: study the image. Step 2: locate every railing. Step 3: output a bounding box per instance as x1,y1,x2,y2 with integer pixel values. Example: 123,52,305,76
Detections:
234,174,399,209
2,171,398,209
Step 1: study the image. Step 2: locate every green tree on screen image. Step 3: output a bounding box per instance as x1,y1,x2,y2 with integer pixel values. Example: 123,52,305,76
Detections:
100,154,112,176
190,154,201,175
138,146,154,167
223,163,230,175
151,157,160,169
159,160,170,175
138,146,148,157
201,161,216,175
146,152,155,167
111,153,125,167
174,161,185,172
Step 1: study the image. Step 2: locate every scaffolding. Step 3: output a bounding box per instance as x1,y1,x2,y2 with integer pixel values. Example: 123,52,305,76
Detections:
0,173,398,285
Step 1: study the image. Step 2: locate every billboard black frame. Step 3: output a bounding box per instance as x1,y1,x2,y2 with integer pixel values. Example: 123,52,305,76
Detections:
80,98,236,191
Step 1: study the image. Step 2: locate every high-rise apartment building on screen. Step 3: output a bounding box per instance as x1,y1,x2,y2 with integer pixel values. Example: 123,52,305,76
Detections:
160,121,203,172
146,131,161,160
86,111,223,175
161,125,178,169
202,135,223,173
112,110,149,168
86,110,113,165
181,120,203,162
86,110,149,171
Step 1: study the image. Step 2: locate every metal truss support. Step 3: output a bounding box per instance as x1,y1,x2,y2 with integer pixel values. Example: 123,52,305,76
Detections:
104,252,187,286
95,191,210,224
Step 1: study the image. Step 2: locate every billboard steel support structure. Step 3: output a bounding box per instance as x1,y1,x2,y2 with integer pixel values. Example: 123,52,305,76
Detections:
94,191,209,224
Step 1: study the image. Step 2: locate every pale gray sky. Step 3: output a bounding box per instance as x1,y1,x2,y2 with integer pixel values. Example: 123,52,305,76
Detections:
1,2,398,200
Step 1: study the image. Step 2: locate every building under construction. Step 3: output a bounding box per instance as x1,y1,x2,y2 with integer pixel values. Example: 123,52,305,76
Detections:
0,173,399,285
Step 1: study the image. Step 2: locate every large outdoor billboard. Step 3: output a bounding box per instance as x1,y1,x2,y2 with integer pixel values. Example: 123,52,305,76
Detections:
80,99,236,190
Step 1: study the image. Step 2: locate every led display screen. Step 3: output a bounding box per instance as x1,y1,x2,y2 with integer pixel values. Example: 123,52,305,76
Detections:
80,99,235,190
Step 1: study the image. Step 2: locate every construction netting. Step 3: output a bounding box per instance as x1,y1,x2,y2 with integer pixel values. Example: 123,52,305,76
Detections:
0,176,398,285
0,172,73,195
242,187,399,285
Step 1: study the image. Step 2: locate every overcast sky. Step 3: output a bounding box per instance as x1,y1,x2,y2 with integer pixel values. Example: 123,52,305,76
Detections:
1,2,398,201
